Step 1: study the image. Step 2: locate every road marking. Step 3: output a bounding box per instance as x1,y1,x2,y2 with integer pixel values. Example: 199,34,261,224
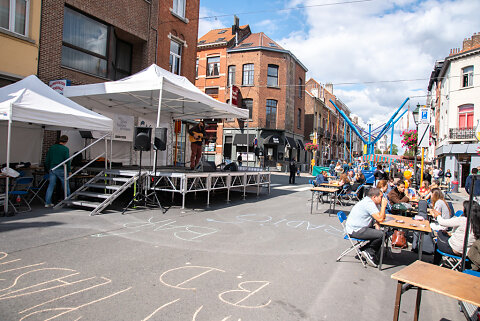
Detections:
272,185,311,192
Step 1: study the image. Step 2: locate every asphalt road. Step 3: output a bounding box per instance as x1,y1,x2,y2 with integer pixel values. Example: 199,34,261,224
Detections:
0,173,466,320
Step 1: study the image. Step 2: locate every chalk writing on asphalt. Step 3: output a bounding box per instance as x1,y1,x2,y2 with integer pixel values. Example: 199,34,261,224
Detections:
206,214,344,237
90,217,219,242
0,253,271,321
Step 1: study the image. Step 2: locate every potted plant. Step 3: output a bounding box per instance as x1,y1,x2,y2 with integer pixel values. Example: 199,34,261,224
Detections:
304,142,319,152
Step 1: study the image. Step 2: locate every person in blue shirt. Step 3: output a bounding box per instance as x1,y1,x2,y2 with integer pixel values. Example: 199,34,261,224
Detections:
314,171,328,186
345,187,388,267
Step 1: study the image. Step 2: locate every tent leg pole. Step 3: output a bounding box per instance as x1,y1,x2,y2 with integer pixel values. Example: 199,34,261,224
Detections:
4,114,12,214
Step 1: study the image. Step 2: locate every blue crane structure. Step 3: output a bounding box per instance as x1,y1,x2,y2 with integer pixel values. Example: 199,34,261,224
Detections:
329,97,410,168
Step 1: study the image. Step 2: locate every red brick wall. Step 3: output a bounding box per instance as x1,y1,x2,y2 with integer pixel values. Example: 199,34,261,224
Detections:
158,0,199,82
38,0,158,85
195,46,228,101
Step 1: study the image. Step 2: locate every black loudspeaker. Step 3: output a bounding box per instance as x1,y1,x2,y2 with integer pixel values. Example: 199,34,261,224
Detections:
79,131,93,139
153,128,167,151
223,162,238,172
134,127,152,151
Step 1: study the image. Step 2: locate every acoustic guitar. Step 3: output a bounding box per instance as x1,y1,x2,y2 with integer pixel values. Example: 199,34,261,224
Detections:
189,131,204,143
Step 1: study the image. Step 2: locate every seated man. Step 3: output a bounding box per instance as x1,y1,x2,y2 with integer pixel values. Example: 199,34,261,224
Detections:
388,180,412,209
314,171,328,187
345,188,388,267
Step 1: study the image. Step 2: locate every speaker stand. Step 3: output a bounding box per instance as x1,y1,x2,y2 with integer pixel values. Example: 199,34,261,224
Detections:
122,150,164,214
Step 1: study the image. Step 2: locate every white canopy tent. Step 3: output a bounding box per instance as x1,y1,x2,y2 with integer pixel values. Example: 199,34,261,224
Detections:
63,64,248,167
64,64,249,122
0,75,113,213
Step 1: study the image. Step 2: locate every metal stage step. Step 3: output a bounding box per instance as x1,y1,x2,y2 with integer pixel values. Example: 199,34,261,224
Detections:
55,170,140,215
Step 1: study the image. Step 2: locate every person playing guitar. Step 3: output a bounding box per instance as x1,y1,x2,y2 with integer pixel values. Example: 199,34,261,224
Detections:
188,121,206,170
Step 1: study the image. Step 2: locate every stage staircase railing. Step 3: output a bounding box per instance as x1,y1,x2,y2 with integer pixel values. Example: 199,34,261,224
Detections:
55,169,141,215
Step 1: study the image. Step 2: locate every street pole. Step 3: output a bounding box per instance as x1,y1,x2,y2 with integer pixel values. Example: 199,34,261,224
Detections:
414,145,418,188
420,147,424,187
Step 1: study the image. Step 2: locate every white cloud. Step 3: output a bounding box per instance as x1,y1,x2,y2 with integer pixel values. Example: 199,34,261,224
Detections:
198,7,228,37
278,0,480,133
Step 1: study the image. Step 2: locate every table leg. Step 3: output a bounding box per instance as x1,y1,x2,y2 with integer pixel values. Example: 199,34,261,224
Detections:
414,287,422,321
310,191,314,214
418,232,424,261
333,191,337,213
379,227,387,270
393,281,404,321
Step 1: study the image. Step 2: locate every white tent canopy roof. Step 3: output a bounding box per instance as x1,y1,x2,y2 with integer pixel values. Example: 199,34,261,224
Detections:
0,75,113,131
63,64,249,121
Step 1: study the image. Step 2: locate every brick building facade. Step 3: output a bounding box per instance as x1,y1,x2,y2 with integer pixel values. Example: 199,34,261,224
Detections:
305,79,355,166
158,0,200,82
196,24,308,168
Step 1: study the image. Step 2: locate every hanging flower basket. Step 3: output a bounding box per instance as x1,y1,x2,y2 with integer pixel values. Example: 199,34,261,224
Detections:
305,142,319,152
401,129,417,151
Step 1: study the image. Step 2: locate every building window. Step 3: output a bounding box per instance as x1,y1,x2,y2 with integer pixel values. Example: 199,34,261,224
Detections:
195,58,198,78
267,64,278,87
205,87,219,99
172,0,185,18
297,108,302,129
170,39,182,75
242,98,253,119
0,0,29,36
228,65,236,86
266,99,277,129
207,56,220,77
458,104,474,128
298,77,303,98
242,63,254,86
462,66,473,88
114,39,132,80
62,7,108,78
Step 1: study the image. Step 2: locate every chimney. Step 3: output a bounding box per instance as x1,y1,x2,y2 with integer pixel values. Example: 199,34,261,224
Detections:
463,37,473,51
325,83,333,94
472,32,480,47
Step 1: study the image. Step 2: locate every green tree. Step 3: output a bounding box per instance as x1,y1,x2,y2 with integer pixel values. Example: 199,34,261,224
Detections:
386,144,398,155
375,148,382,154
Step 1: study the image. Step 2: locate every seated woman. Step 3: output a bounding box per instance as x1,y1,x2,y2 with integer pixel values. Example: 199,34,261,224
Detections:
418,181,431,200
468,211,480,271
338,173,351,186
355,172,366,185
430,188,452,231
433,201,479,265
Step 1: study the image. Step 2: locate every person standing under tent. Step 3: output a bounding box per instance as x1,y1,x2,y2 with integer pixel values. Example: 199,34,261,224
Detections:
188,121,206,170
45,135,71,207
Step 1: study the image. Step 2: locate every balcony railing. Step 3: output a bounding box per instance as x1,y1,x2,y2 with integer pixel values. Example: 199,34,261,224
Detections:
449,127,475,140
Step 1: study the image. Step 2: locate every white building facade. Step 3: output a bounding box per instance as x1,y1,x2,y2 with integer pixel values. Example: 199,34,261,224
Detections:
431,33,480,186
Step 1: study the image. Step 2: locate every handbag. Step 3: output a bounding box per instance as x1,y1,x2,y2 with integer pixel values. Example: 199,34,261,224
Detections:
391,230,407,249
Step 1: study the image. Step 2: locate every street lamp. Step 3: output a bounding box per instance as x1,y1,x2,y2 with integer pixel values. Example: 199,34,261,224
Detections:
412,103,420,188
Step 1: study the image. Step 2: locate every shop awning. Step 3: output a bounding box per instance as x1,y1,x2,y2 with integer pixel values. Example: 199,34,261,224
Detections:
233,134,253,146
297,139,305,150
357,154,403,163
285,136,296,148
264,134,283,145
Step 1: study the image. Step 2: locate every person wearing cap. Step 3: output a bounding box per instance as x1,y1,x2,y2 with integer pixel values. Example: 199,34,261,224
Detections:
45,135,71,207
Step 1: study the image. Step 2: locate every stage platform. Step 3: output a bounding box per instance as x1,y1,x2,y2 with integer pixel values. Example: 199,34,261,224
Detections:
147,168,271,209
86,166,271,209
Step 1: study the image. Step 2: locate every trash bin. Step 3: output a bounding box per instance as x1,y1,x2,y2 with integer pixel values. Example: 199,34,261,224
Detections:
451,181,459,193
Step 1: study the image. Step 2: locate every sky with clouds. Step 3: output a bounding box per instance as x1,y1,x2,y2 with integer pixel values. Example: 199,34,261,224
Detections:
198,0,480,150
